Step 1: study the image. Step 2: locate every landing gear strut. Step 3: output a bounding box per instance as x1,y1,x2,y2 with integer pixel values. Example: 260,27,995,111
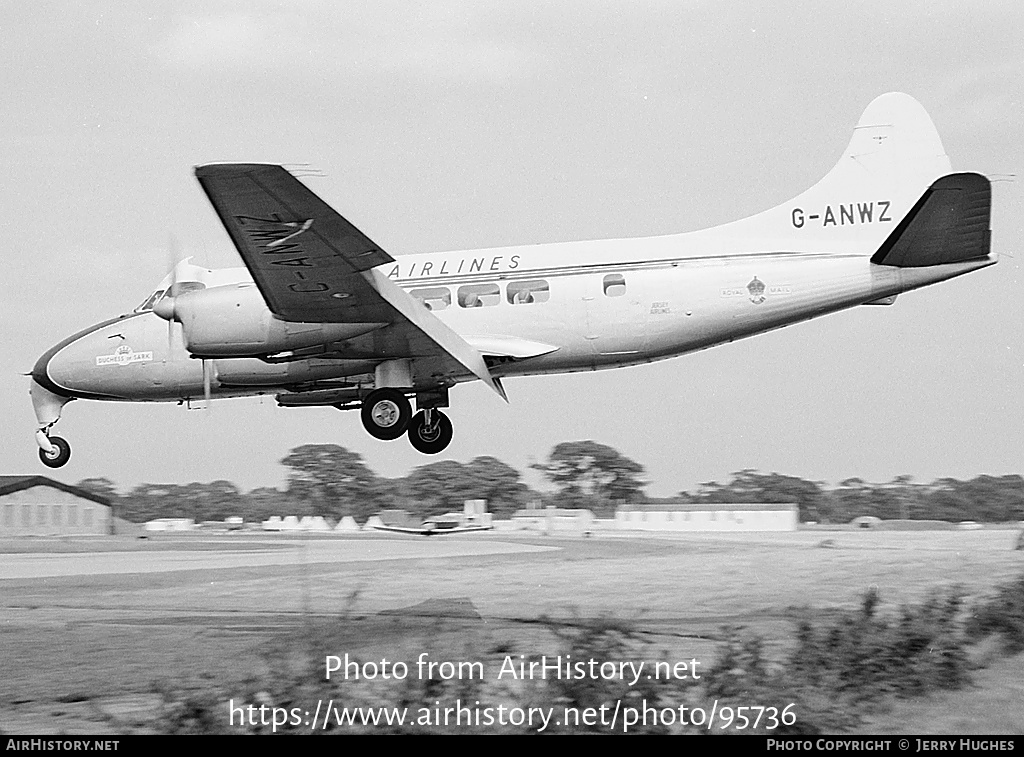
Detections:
407,409,453,454
360,388,412,440
38,435,71,468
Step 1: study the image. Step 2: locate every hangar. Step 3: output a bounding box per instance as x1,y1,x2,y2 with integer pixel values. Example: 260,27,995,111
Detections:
0,476,112,536
616,502,798,532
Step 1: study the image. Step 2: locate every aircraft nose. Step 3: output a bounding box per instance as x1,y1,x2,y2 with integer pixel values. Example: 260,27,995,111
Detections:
31,316,131,399
32,338,78,399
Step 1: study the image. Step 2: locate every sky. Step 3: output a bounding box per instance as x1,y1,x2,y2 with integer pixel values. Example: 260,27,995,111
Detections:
1,1,1022,497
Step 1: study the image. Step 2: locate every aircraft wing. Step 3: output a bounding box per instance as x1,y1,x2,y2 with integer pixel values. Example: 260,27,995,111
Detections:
194,163,505,399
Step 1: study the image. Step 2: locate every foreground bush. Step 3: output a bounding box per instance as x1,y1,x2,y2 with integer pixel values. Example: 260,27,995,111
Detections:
151,580,1012,734
966,572,1024,654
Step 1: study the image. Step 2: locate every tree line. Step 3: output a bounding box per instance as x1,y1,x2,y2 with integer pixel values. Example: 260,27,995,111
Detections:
73,441,1024,525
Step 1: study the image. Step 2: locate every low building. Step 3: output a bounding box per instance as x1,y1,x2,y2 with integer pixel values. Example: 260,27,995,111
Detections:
510,506,595,534
616,502,797,532
0,476,112,536
144,518,195,532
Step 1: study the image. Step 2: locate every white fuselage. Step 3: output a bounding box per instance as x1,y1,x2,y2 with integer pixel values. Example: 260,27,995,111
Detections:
33,231,994,407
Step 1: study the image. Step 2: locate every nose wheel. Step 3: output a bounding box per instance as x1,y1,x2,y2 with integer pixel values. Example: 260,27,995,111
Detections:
360,388,412,440
38,435,71,468
407,409,453,454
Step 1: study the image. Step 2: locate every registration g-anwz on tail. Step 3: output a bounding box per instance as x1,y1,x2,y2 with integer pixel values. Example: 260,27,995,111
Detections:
30,93,996,467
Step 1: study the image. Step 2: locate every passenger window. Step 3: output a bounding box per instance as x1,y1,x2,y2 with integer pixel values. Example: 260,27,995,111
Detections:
410,286,451,311
603,274,626,297
458,283,500,308
507,280,549,305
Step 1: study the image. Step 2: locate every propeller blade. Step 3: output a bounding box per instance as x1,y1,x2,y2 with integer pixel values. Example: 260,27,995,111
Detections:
203,359,212,410
166,234,180,359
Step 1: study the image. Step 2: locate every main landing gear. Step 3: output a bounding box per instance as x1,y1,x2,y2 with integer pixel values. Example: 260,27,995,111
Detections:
360,388,412,440
359,389,453,454
38,435,71,468
407,408,453,455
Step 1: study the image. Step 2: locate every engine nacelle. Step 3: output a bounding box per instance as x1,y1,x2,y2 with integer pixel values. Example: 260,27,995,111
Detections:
161,284,384,357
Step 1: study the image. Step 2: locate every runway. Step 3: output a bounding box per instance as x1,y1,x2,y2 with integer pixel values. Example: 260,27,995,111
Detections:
0,538,558,579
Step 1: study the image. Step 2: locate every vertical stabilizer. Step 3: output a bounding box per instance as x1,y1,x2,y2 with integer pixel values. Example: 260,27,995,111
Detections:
712,93,953,252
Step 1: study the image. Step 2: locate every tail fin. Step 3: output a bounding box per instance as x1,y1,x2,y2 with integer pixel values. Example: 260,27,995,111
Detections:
870,172,991,267
712,93,954,251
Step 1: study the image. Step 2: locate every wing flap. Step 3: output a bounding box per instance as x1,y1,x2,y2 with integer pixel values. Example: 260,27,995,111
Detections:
463,335,559,359
362,268,507,398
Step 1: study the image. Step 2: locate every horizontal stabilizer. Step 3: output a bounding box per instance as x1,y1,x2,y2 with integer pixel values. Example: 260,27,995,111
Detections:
870,173,991,267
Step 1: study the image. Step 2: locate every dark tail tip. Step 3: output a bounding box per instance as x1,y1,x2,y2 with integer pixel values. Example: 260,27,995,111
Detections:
871,172,991,267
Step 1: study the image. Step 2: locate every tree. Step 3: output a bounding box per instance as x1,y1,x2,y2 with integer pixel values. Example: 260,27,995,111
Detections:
243,487,303,522
281,444,381,520
465,456,532,516
404,460,473,518
832,477,878,521
75,477,119,502
924,475,1024,522
119,483,184,522
177,480,243,522
404,456,531,518
533,441,646,514
678,470,828,522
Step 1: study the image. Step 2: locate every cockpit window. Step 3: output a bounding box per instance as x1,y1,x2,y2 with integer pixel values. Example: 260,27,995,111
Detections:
135,290,166,312
167,281,206,297
134,281,207,313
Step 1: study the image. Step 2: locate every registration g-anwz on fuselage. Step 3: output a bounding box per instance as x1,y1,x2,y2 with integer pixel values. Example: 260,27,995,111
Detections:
30,93,995,467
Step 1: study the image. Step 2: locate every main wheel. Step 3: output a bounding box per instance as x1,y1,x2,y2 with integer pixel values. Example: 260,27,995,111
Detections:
38,435,71,468
360,388,412,440
407,410,453,454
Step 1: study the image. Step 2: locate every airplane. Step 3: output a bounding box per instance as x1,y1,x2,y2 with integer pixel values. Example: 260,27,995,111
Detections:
30,92,994,468
371,521,493,537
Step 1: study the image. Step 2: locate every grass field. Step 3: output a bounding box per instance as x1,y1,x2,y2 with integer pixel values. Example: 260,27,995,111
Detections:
1,528,1022,734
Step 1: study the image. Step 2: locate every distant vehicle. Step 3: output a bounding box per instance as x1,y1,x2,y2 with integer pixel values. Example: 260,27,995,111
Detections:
31,93,993,466
372,517,492,536
852,516,882,529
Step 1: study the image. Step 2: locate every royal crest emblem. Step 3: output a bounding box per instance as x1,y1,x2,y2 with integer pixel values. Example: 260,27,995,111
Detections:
96,345,154,367
747,276,766,304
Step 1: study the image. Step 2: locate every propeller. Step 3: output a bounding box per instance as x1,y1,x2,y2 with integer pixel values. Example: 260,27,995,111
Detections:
154,234,181,357
202,359,212,410
152,238,213,410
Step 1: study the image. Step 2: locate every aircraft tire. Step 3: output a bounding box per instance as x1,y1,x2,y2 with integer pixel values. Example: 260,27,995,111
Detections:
38,435,71,468
407,410,453,454
361,389,412,440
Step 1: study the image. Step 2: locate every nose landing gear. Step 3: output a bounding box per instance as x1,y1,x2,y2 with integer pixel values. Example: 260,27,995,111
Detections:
38,435,71,468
